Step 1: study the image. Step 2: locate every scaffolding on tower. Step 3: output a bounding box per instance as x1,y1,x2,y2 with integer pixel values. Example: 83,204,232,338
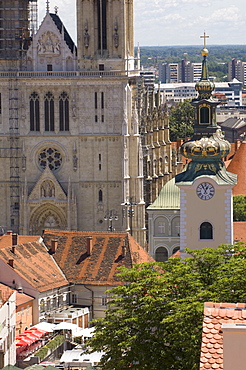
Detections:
0,1,38,233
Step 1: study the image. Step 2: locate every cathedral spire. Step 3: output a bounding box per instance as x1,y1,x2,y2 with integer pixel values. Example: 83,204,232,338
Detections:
46,0,50,14
195,32,214,100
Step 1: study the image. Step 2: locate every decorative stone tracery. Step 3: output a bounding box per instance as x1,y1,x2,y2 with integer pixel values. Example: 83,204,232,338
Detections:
37,31,60,55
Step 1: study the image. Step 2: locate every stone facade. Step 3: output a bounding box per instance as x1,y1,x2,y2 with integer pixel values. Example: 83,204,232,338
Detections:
0,3,148,247
0,2,180,248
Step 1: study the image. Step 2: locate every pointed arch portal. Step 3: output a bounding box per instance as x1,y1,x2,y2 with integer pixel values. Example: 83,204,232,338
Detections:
29,204,66,235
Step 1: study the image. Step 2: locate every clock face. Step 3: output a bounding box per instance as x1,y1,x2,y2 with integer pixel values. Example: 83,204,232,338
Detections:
196,182,215,200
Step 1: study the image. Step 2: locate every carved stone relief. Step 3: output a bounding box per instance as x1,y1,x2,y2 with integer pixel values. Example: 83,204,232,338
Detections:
37,31,61,55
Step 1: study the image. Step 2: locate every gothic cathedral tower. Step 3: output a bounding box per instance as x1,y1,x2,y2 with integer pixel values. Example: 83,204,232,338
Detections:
77,0,134,71
0,1,146,246
175,35,237,250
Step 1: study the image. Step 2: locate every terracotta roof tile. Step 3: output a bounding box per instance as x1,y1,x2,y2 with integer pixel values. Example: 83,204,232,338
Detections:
200,302,246,369
233,222,246,243
227,141,246,196
16,291,34,306
0,283,14,305
42,230,154,286
0,241,68,292
0,233,40,249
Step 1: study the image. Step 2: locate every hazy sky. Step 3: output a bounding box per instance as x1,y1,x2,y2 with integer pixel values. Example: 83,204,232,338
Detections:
38,0,246,46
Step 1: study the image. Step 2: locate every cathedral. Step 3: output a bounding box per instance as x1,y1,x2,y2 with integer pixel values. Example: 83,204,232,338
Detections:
0,1,177,247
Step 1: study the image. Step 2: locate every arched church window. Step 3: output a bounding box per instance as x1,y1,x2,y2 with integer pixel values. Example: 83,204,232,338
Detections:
200,106,209,124
59,92,69,131
44,92,54,131
200,222,213,239
41,180,55,198
30,92,40,131
172,246,180,255
155,247,168,262
38,147,62,171
99,189,103,202
154,217,168,236
171,217,180,236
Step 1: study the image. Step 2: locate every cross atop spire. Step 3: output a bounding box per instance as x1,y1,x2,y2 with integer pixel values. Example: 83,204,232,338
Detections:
46,0,50,14
200,31,209,49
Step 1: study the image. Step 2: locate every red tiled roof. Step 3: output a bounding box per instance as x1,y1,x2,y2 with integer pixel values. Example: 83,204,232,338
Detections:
0,233,40,249
233,222,246,243
42,230,154,286
0,241,68,292
16,291,34,306
227,141,246,196
200,302,246,369
0,283,14,305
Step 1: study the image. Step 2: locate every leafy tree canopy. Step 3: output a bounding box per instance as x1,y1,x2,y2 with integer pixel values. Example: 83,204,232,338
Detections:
169,100,194,141
88,244,246,370
233,195,246,221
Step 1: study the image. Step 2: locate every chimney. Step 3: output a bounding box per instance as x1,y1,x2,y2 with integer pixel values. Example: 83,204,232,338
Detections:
51,239,58,253
122,244,126,257
235,139,241,151
87,237,92,255
11,246,15,254
6,230,12,235
12,233,18,246
8,259,14,268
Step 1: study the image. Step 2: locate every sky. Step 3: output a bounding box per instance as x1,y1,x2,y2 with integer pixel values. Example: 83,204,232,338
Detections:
38,0,246,46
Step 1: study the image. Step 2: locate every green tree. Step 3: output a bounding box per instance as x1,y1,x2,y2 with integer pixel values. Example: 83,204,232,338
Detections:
169,100,194,141
233,195,246,221
88,244,246,370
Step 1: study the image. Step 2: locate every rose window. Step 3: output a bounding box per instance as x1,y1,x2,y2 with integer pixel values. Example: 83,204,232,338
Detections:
38,147,62,171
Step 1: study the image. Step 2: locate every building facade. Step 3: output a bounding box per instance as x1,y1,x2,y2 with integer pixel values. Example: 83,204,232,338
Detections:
175,43,237,250
0,1,147,246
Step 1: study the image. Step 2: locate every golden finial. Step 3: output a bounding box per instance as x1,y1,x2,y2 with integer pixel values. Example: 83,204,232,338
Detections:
200,31,209,56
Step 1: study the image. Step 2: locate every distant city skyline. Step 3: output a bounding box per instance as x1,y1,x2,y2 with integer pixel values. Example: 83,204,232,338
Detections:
38,0,246,46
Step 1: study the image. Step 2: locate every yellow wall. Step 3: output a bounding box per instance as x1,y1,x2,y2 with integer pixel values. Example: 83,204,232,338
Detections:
178,177,233,250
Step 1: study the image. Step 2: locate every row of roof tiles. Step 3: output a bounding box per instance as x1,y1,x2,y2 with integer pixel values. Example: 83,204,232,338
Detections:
0,231,154,293
200,302,246,369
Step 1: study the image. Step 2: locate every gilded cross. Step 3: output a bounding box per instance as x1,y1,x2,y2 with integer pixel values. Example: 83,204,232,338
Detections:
200,31,209,48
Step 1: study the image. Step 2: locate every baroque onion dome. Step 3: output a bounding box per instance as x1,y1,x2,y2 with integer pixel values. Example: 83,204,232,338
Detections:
176,33,236,185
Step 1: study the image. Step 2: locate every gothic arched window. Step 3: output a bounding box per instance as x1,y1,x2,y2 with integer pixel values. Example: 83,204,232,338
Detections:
200,222,213,239
59,92,69,131
171,217,180,236
172,246,180,255
97,0,107,50
99,189,103,202
30,92,40,131
44,92,54,131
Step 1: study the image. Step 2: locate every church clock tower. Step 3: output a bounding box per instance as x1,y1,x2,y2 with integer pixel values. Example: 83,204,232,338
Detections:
175,34,237,250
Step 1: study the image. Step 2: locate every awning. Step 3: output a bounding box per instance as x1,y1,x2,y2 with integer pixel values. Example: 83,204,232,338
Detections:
81,327,95,338
54,322,84,336
27,328,48,338
31,322,56,332
39,362,56,367
16,338,32,346
16,327,48,346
